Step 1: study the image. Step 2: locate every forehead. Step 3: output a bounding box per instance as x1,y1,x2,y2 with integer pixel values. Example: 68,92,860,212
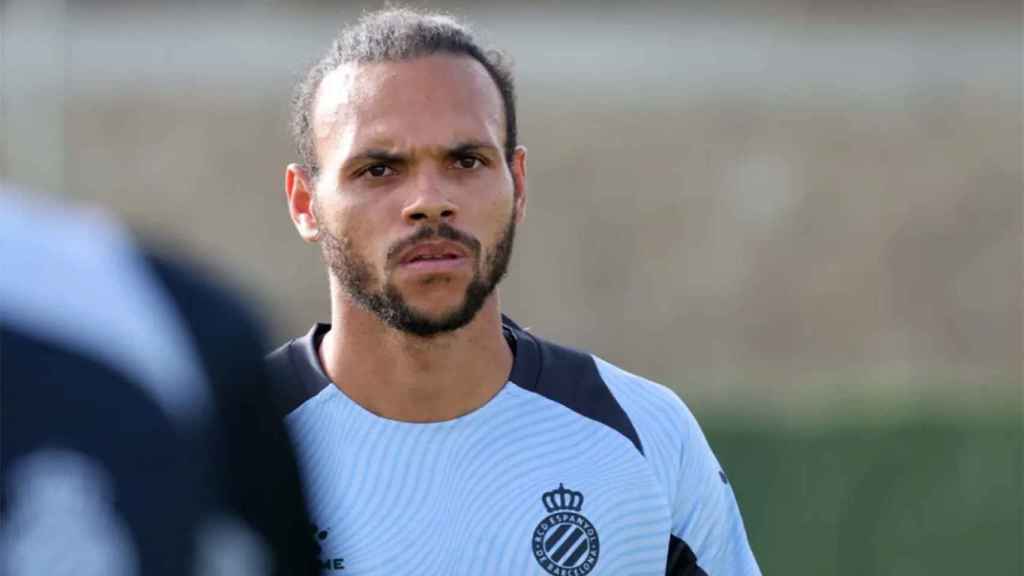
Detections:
312,55,505,158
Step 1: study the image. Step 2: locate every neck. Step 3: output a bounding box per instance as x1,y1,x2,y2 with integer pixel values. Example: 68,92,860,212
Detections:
318,286,513,423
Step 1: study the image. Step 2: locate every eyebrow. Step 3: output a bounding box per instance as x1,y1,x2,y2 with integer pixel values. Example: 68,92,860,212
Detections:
447,140,500,156
346,149,407,167
345,140,500,169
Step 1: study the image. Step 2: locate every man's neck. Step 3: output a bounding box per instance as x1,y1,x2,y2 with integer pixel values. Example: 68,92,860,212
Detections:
318,294,513,423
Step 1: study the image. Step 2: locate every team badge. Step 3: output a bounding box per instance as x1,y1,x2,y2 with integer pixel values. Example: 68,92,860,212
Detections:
532,484,600,576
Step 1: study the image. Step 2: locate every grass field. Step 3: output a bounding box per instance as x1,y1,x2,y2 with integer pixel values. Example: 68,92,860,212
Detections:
706,416,1022,575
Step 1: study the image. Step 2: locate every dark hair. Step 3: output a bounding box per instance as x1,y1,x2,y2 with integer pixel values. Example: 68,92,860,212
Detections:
290,7,518,176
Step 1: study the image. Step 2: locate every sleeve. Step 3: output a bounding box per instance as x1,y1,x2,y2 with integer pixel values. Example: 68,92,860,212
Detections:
588,356,761,575
667,404,761,576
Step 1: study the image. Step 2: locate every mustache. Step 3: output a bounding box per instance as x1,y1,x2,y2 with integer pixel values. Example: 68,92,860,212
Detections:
386,224,481,265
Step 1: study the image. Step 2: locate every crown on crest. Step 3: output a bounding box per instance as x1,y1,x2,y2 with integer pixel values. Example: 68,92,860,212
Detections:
542,484,584,513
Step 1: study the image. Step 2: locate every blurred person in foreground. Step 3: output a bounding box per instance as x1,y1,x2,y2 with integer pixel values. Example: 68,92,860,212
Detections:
269,7,760,575
0,188,319,575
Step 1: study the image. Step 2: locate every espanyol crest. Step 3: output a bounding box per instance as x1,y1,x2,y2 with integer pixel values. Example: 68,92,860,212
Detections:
532,484,600,576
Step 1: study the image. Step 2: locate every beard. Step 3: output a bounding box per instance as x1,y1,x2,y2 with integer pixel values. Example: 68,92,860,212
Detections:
317,210,516,337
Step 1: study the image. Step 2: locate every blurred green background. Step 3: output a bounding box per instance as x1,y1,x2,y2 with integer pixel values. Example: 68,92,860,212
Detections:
709,415,1021,574
3,1,1020,573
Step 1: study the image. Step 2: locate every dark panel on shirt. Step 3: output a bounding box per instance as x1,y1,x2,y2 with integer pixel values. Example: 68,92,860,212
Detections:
667,535,709,576
265,324,332,417
503,316,644,456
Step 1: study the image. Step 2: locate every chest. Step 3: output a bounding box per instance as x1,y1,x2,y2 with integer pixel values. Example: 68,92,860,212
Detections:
291,408,672,575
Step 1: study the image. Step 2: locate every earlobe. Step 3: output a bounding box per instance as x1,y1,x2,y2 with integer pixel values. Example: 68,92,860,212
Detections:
285,163,321,243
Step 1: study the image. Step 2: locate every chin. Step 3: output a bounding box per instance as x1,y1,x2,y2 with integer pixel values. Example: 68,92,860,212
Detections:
376,273,494,337
405,298,469,323
400,277,468,305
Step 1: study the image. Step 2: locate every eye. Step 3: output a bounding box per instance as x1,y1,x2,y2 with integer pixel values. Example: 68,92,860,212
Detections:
453,156,484,170
360,163,396,179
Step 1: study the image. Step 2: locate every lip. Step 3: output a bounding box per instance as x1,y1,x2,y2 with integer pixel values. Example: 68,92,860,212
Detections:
399,256,470,274
396,241,471,272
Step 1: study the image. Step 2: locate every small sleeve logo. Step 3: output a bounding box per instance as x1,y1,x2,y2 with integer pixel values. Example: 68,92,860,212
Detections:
532,484,600,576
310,524,345,572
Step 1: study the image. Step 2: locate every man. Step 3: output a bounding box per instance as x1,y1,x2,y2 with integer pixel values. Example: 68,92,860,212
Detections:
269,8,760,575
1,189,319,575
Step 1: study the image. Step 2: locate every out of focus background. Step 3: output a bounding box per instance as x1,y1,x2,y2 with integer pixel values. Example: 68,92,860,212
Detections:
3,0,1020,573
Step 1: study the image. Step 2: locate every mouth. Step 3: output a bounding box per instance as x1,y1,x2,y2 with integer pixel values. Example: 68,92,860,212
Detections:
397,241,471,272
406,251,462,263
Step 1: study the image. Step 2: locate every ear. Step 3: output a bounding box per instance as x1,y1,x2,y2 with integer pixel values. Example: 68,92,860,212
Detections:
285,163,321,243
510,145,528,224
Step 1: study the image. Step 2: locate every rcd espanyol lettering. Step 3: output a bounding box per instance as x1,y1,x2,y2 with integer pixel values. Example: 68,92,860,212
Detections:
531,484,600,576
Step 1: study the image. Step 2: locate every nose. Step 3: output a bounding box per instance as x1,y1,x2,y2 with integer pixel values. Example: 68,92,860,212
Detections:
401,171,457,224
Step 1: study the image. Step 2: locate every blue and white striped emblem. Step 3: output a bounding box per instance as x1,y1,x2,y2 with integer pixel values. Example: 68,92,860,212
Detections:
532,484,600,575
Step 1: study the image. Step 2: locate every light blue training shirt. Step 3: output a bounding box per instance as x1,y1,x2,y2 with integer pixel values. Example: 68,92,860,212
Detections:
268,318,760,575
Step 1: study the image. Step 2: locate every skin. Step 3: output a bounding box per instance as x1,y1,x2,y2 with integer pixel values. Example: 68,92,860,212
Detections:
285,55,528,422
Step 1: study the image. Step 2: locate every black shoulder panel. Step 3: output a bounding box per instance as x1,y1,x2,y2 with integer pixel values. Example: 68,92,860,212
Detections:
502,316,644,456
667,535,709,576
264,324,332,416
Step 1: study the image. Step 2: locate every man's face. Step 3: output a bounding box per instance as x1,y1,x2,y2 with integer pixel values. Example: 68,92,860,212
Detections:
304,55,526,336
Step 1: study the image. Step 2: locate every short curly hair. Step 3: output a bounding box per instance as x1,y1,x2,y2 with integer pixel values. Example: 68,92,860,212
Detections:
290,7,518,177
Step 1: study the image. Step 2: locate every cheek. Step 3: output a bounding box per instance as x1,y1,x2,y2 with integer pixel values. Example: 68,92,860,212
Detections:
476,197,515,251
338,203,397,265
469,178,515,221
487,189,517,226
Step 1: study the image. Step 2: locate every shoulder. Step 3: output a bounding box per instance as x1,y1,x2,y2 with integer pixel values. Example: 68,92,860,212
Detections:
586,353,760,574
591,355,695,428
143,250,263,345
589,355,708,501
504,320,644,456
503,318,704,508
503,318,699,460
590,355,700,456
0,192,319,574
0,192,215,423
264,324,333,417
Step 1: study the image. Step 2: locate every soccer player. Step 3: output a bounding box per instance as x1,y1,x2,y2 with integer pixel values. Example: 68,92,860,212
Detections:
269,8,760,575
1,189,319,575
